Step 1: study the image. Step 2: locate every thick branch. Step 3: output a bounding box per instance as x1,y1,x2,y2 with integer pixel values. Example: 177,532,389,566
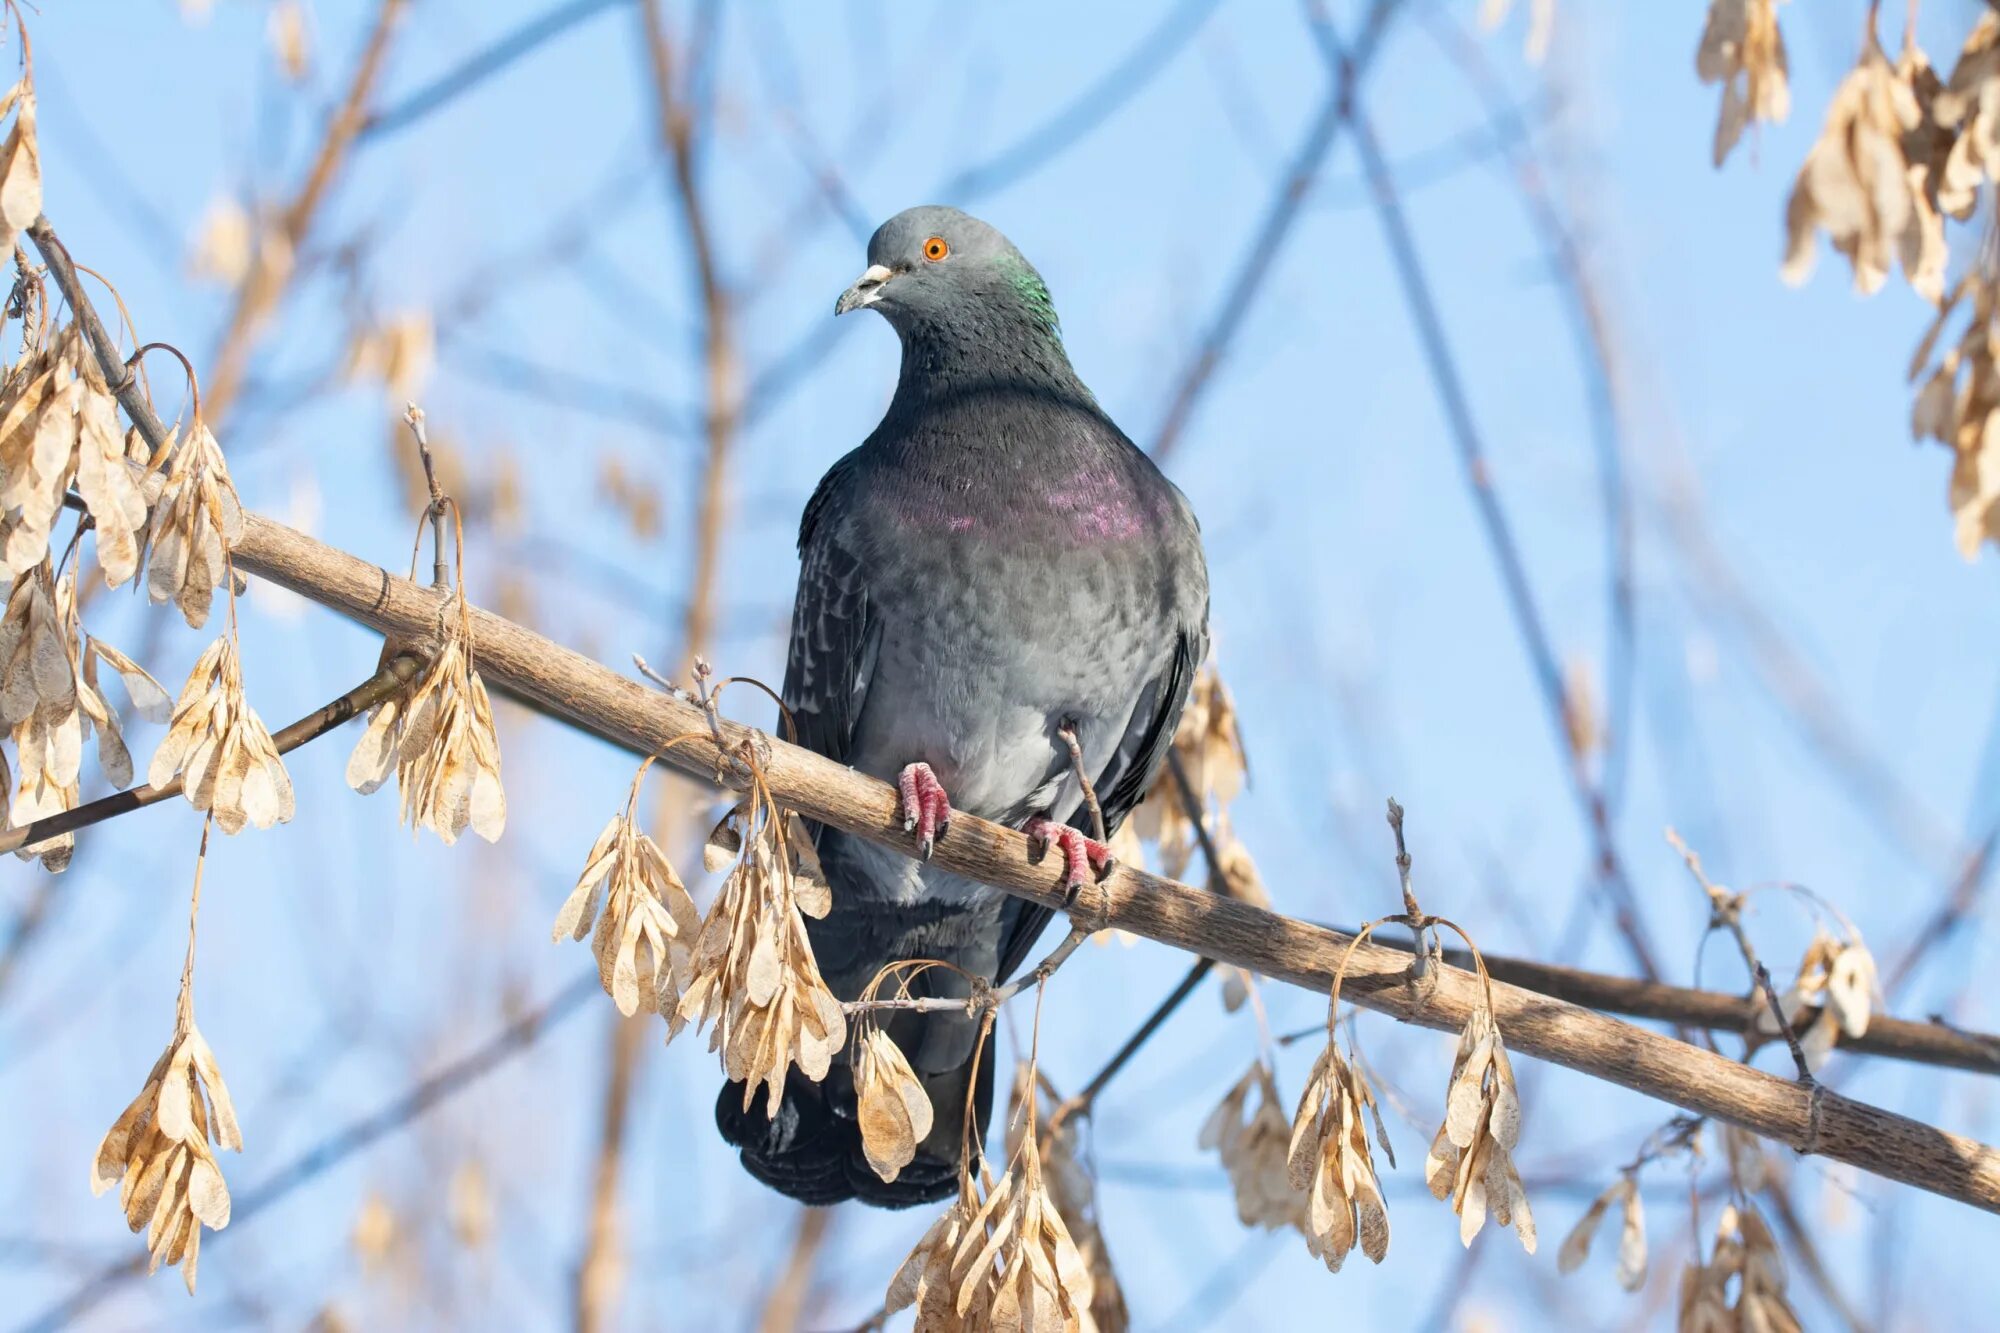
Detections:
210,509,2000,1215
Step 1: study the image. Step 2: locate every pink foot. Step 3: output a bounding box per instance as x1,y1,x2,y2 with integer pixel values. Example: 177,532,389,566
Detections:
897,762,953,859
1024,816,1114,905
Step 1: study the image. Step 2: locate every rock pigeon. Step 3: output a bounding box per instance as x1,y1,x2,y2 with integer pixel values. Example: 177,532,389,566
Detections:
716,205,1210,1207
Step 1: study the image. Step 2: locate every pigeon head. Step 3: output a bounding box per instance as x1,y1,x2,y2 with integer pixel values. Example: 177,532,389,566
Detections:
835,206,1061,345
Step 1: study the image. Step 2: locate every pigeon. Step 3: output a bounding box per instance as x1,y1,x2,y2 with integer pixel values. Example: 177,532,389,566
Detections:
716,205,1210,1208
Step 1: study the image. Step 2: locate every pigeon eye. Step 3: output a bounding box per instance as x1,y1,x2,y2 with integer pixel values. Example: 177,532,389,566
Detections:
922,236,950,262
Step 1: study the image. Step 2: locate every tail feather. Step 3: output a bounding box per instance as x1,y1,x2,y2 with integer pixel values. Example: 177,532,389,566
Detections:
716,1040,994,1209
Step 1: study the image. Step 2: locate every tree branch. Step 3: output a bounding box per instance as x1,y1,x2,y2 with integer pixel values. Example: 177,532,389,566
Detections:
204,505,2000,1216
29,208,2000,1219
202,0,408,422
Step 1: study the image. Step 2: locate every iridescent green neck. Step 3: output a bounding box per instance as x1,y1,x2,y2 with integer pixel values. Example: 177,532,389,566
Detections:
1006,263,1063,345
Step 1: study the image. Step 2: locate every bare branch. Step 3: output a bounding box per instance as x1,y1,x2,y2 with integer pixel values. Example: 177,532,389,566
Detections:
1313,14,1666,983
1149,0,1402,463
202,504,2000,1216
358,0,622,143
203,0,409,422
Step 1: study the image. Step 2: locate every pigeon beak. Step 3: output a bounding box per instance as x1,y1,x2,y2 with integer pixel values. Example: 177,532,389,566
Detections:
835,263,894,316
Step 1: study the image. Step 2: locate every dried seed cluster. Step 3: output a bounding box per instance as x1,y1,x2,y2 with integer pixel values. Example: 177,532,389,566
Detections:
1287,1041,1392,1272
1557,1173,1647,1292
854,1023,936,1186
1129,663,1245,882
679,800,845,1115
551,765,700,1026
152,634,294,834
1909,266,2000,556
1758,924,1878,1070
1,324,153,584
1679,1204,1802,1333
1199,1061,1308,1235
347,626,505,844
1000,1066,1128,1332
1697,0,1789,166
0,74,43,259
1779,39,1944,300
1126,663,1267,1005
146,420,245,629
90,1011,241,1294
886,1092,1095,1331
343,311,434,403
1424,1005,1536,1252
2,566,168,868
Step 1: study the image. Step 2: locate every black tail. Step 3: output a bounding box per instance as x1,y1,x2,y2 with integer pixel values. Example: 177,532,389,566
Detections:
715,1021,994,1209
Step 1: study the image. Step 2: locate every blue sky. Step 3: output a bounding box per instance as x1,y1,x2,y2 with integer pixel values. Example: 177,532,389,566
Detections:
4,1,1997,1328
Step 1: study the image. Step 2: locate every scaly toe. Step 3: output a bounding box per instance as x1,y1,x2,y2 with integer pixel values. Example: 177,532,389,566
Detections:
897,762,953,860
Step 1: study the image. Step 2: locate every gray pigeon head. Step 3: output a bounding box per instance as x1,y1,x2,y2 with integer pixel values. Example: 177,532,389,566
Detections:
835,206,1060,342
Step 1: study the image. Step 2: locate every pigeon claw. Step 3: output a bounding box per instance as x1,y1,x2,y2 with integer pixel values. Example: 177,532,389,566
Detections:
1024,816,1115,908
897,762,953,860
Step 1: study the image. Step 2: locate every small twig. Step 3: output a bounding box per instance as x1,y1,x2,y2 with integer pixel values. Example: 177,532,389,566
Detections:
402,403,449,591
692,656,726,748
842,925,1097,1021
1754,960,1816,1086
1669,829,1816,1086
1057,720,1106,843
1385,797,1440,979
0,653,423,857
1272,927,2000,1075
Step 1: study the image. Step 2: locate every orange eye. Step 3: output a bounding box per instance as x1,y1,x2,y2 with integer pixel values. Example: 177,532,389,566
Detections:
922,236,950,262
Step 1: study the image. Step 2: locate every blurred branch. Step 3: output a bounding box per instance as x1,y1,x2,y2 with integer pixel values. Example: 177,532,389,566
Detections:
1656,473,1959,872
205,0,409,422
1885,832,1997,999
1313,12,1666,983
359,0,623,142
574,6,742,1328
941,0,1225,202
1421,11,1636,815
755,1208,832,1333
446,338,700,438
1149,0,1401,464
1766,1179,1874,1333
20,973,600,1333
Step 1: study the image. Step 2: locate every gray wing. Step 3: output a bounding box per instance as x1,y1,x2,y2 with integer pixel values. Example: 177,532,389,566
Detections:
994,623,1205,981
783,460,879,764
